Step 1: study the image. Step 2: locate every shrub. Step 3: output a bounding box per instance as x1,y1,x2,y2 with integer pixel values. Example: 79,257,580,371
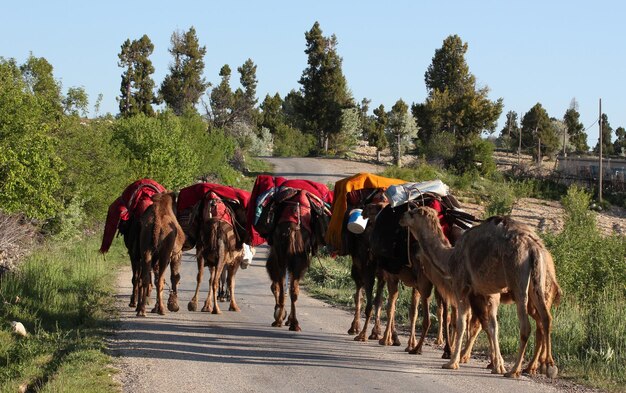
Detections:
273,124,316,157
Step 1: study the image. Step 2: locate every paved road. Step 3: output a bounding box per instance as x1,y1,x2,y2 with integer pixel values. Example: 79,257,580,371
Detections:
110,157,559,393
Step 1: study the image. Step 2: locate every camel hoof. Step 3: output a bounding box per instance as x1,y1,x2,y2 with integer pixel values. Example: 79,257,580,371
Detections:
368,333,380,340
435,338,444,346
354,334,367,342
378,338,389,346
188,302,198,312
546,365,558,379
211,308,222,315
271,321,282,327
150,306,158,313
201,305,212,312
442,362,459,370
409,347,422,355
392,338,402,346
129,302,136,308
539,363,547,374
522,366,537,375
229,305,240,312
460,356,469,364
289,324,301,332
504,371,521,378
348,327,358,335
167,302,179,312
136,311,146,317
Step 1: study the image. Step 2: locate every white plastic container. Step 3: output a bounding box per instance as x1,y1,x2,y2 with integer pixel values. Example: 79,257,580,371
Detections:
347,209,368,234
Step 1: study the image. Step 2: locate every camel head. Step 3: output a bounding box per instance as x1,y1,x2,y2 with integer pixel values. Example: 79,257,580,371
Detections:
399,206,443,236
361,201,388,222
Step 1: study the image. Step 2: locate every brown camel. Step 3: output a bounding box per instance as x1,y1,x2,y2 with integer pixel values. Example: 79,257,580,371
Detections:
399,206,559,378
187,192,245,314
137,192,185,317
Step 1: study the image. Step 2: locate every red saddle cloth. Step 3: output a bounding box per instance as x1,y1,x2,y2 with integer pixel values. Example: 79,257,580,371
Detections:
202,191,233,225
100,178,166,253
277,190,313,232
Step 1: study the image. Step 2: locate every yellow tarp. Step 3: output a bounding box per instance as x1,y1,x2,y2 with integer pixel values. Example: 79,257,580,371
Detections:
325,172,406,250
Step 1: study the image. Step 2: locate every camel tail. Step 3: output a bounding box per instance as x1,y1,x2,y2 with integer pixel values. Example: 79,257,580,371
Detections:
529,242,549,308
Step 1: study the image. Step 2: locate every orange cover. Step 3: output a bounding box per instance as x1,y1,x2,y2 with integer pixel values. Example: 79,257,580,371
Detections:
325,172,405,250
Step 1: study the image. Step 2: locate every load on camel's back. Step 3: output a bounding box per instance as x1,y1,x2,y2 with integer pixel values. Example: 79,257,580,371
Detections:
248,175,333,331
99,178,166,308
177,182,262,314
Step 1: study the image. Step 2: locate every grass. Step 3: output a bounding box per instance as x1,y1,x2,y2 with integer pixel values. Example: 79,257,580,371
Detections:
0,237,127,393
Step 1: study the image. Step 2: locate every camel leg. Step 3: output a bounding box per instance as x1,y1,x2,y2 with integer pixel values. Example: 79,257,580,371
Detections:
210,264,224,315
129,249,140,307
379,277,400,346
348,285,363,335
405,287,419,352
355,274,381,341
188,254,204,311
136,251,152,317
370,277,385,340
435,291,445,345
443,300,469,370
410,293,431,355
530,287,557,378
505,291,532,378
167,252,181,312
271,277,286,327
288,275,302,331
218,268,227,302
460,314,482,363
228,263,240,312
481,297,505,374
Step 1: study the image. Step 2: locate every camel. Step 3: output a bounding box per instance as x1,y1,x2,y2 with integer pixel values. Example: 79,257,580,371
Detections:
187,192,246,314
343,192,386,342
136,192,185,317
100,179,166,308
399,206,559,378
363,201,434,353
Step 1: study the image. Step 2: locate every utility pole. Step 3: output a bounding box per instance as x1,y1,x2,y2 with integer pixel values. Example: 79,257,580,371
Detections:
518,124,522,166
599,98,603,203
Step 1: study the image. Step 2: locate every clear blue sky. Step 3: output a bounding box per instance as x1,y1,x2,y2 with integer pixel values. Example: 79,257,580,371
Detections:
3,0,624,146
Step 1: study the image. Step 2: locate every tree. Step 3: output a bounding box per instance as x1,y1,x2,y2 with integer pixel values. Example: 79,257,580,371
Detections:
63,86,89,117
387,99,418,166
330,108,360,155
563,99,588,153
233,58,258,125
160,27,209,115
298,21,354,152
259,93,284,133
118,35,157,117
20,54,63,121
499,110,520,151
613,126,626,156
208,64,234,129
368,104,388,162
413,35,502,167
521,103,559,161
594,113,614,156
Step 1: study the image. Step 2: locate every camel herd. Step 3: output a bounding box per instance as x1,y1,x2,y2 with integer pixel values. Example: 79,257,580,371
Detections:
100,173,562,380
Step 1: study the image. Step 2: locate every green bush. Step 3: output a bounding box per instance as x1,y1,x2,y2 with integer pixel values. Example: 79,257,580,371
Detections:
272,124,316,157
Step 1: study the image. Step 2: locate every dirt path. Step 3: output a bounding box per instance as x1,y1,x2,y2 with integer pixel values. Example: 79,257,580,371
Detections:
109,157,582,393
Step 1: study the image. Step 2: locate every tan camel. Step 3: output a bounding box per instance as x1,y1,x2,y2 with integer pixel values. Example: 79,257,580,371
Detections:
137,192,185,317
399,206,559,378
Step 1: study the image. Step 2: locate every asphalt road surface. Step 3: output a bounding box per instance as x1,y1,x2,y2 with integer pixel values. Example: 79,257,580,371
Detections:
110,157,560,393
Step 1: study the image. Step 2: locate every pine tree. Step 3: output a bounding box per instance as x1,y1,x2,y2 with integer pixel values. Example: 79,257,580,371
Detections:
387,99,417,166
563,99,588,153
521,103,559,161
209,64,234,129
160,27,209,115
368,104,389,162
594,113,614,156
233,58,258,125
118,34,156,117
298,21,353,152
499,110,520,151
259,93,284,133
414,35,502,152
613,127,626,156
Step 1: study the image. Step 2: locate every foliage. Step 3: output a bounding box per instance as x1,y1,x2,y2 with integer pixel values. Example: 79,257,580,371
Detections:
594,113,614,156
272,123,316,157
614,126,626,157
259,93,284,133
329,107,360,155
111,112,200,189
367,104,389,159
0,58,63,219
564,100,589,153
446,136,496,176
0,237,125,392
118,34,157,117
208,64,234,129
297,21,354,151
386,99,418,166
483,182,515,217
63,87,89,117
498,110,520,151
521,103,559,161
159,26,209,115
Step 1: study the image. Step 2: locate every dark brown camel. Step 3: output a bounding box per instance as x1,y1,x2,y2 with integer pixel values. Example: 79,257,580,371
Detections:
187,192,245,314
400,206,560,378
136,192,185,317
343,189,386,342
